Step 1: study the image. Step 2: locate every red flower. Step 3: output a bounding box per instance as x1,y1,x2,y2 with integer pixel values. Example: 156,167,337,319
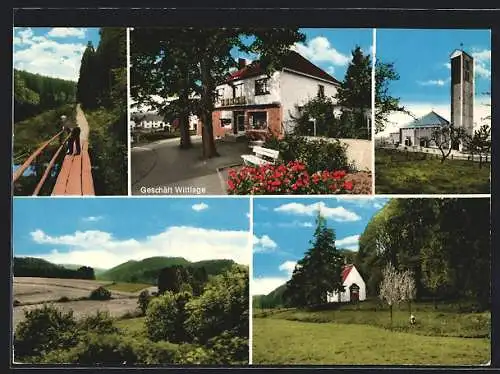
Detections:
343,180,353,191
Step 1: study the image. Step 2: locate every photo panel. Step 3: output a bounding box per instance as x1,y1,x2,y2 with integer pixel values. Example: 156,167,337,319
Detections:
12,197,251,365
130,28,374,196
252,196,491,365
374,29,491,195
12,27,128,196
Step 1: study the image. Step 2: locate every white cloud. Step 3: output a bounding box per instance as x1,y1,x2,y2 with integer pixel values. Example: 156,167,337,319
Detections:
47,28,87,39
336,234,360,251
13,28,88,81
417,78,450,86
257,205,269,211
253,234,278,253
279,260,297,276
326,66,335,75
191,203,208,212
332,196,388,209
27,226,250,269
277,220,314,228
444,62,451,69
252,277,288,296
82,216,103,222
373,202,384,209
472,49,491,79
292,36,350,66
274,201,361,222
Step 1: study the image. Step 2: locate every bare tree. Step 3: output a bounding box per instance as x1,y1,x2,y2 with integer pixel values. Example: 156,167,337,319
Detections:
430,125,465,163
379,262,400,328
399,269,417,316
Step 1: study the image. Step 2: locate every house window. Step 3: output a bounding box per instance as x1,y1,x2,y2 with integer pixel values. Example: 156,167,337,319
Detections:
216,88,224,103
318,84,325,97
220,118,232,128
249,112,267,130
233,83,244,98
255,78,270,96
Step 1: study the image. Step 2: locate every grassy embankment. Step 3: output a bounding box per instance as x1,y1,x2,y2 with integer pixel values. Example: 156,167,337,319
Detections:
375,148,490,194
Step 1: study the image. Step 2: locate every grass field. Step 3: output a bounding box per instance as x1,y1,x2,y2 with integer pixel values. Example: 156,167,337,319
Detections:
253,318,490,365
253,300,491,365
106,282,153,293
375,148,490,194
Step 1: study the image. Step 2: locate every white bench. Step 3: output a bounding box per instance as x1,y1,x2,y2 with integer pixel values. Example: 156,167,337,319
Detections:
241,146,279,166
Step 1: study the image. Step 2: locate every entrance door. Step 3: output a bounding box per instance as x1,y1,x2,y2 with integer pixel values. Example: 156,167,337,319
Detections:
349,283,360,302
234,111,245,134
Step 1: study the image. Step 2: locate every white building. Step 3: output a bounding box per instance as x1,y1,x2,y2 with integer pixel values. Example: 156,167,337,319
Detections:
327,264,366,303
202,51,343,138
399,111,450,147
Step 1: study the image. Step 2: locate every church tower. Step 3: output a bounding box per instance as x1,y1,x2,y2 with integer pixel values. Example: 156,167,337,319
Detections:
450,48,474,141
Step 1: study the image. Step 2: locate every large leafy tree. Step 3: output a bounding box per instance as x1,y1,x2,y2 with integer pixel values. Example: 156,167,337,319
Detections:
336,46,372,139
374,61,413,134
284,211,345,307
77,41,97,108
131,28,305,158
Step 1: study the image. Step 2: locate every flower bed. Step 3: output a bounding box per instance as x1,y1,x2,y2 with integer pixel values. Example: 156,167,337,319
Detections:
227,161,354,195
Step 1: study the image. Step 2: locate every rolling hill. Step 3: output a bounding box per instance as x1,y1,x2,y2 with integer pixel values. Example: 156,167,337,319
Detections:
13,257,95,280
60,264,107,275
97,257,237,284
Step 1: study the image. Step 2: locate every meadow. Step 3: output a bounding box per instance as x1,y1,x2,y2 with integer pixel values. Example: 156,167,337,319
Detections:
13,277,150,330
252,300,490,365
375,148,490,194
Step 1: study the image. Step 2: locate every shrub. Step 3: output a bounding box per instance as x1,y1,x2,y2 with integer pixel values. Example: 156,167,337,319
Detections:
137,290,152,315
145,291,192,343
13,299,21,307
206,331,249,365
58,296,70,302
227,161,354,195
176,344,215,365
264,134,350,173
89,286,112,301
78,310,119,334
14,304,79,360
184,265,249,344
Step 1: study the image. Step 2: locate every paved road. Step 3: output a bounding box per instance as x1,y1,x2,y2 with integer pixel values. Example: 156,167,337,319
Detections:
76,103,89,142
131,136,248,195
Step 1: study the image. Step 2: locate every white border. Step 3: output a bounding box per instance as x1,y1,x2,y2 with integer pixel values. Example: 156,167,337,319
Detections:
371,28,377,195
127,27,132,196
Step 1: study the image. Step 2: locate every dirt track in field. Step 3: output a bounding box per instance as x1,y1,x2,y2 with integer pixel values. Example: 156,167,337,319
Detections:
12,277,151,331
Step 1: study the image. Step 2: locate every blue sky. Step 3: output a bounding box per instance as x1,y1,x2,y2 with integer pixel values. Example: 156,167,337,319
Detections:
13,197,251,269
233,28,374,83
376,29,491,136
252,197,389,295
13,27,102,81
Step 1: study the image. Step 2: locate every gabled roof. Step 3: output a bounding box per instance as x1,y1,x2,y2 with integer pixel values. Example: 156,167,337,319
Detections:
342,264,354,283
226,50,341,85
401,111,450,129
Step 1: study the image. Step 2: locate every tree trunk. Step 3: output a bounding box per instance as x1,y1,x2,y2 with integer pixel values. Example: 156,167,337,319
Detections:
434,296,438,310
409,300,412,315
200,56,218,159
390,304,393,329
178,84,192,150
479,154,483,169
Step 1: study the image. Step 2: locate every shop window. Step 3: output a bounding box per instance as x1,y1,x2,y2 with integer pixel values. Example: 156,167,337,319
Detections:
249,112,267,129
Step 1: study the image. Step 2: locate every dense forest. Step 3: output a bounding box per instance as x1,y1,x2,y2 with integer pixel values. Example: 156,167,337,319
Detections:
77,28,127,195
14,257,95,280
14,69,76,123
357,198,490,310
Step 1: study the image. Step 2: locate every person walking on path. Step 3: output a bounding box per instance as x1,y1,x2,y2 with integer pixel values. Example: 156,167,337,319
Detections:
67,124,81,155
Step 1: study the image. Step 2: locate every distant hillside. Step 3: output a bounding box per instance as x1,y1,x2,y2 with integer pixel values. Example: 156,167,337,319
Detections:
97,257,237,284
60,264,107,275
14,69,76,122
13,257,95,280
254,284,287,309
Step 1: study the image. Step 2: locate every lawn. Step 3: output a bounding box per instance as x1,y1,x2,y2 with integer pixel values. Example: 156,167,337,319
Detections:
106,282,152,293
375,148,490,194
115,316,147,337
252,318,490,365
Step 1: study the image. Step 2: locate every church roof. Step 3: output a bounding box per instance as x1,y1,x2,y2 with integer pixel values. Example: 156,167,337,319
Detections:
401,111,450,129
342,264,354,283
450,49,474,60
